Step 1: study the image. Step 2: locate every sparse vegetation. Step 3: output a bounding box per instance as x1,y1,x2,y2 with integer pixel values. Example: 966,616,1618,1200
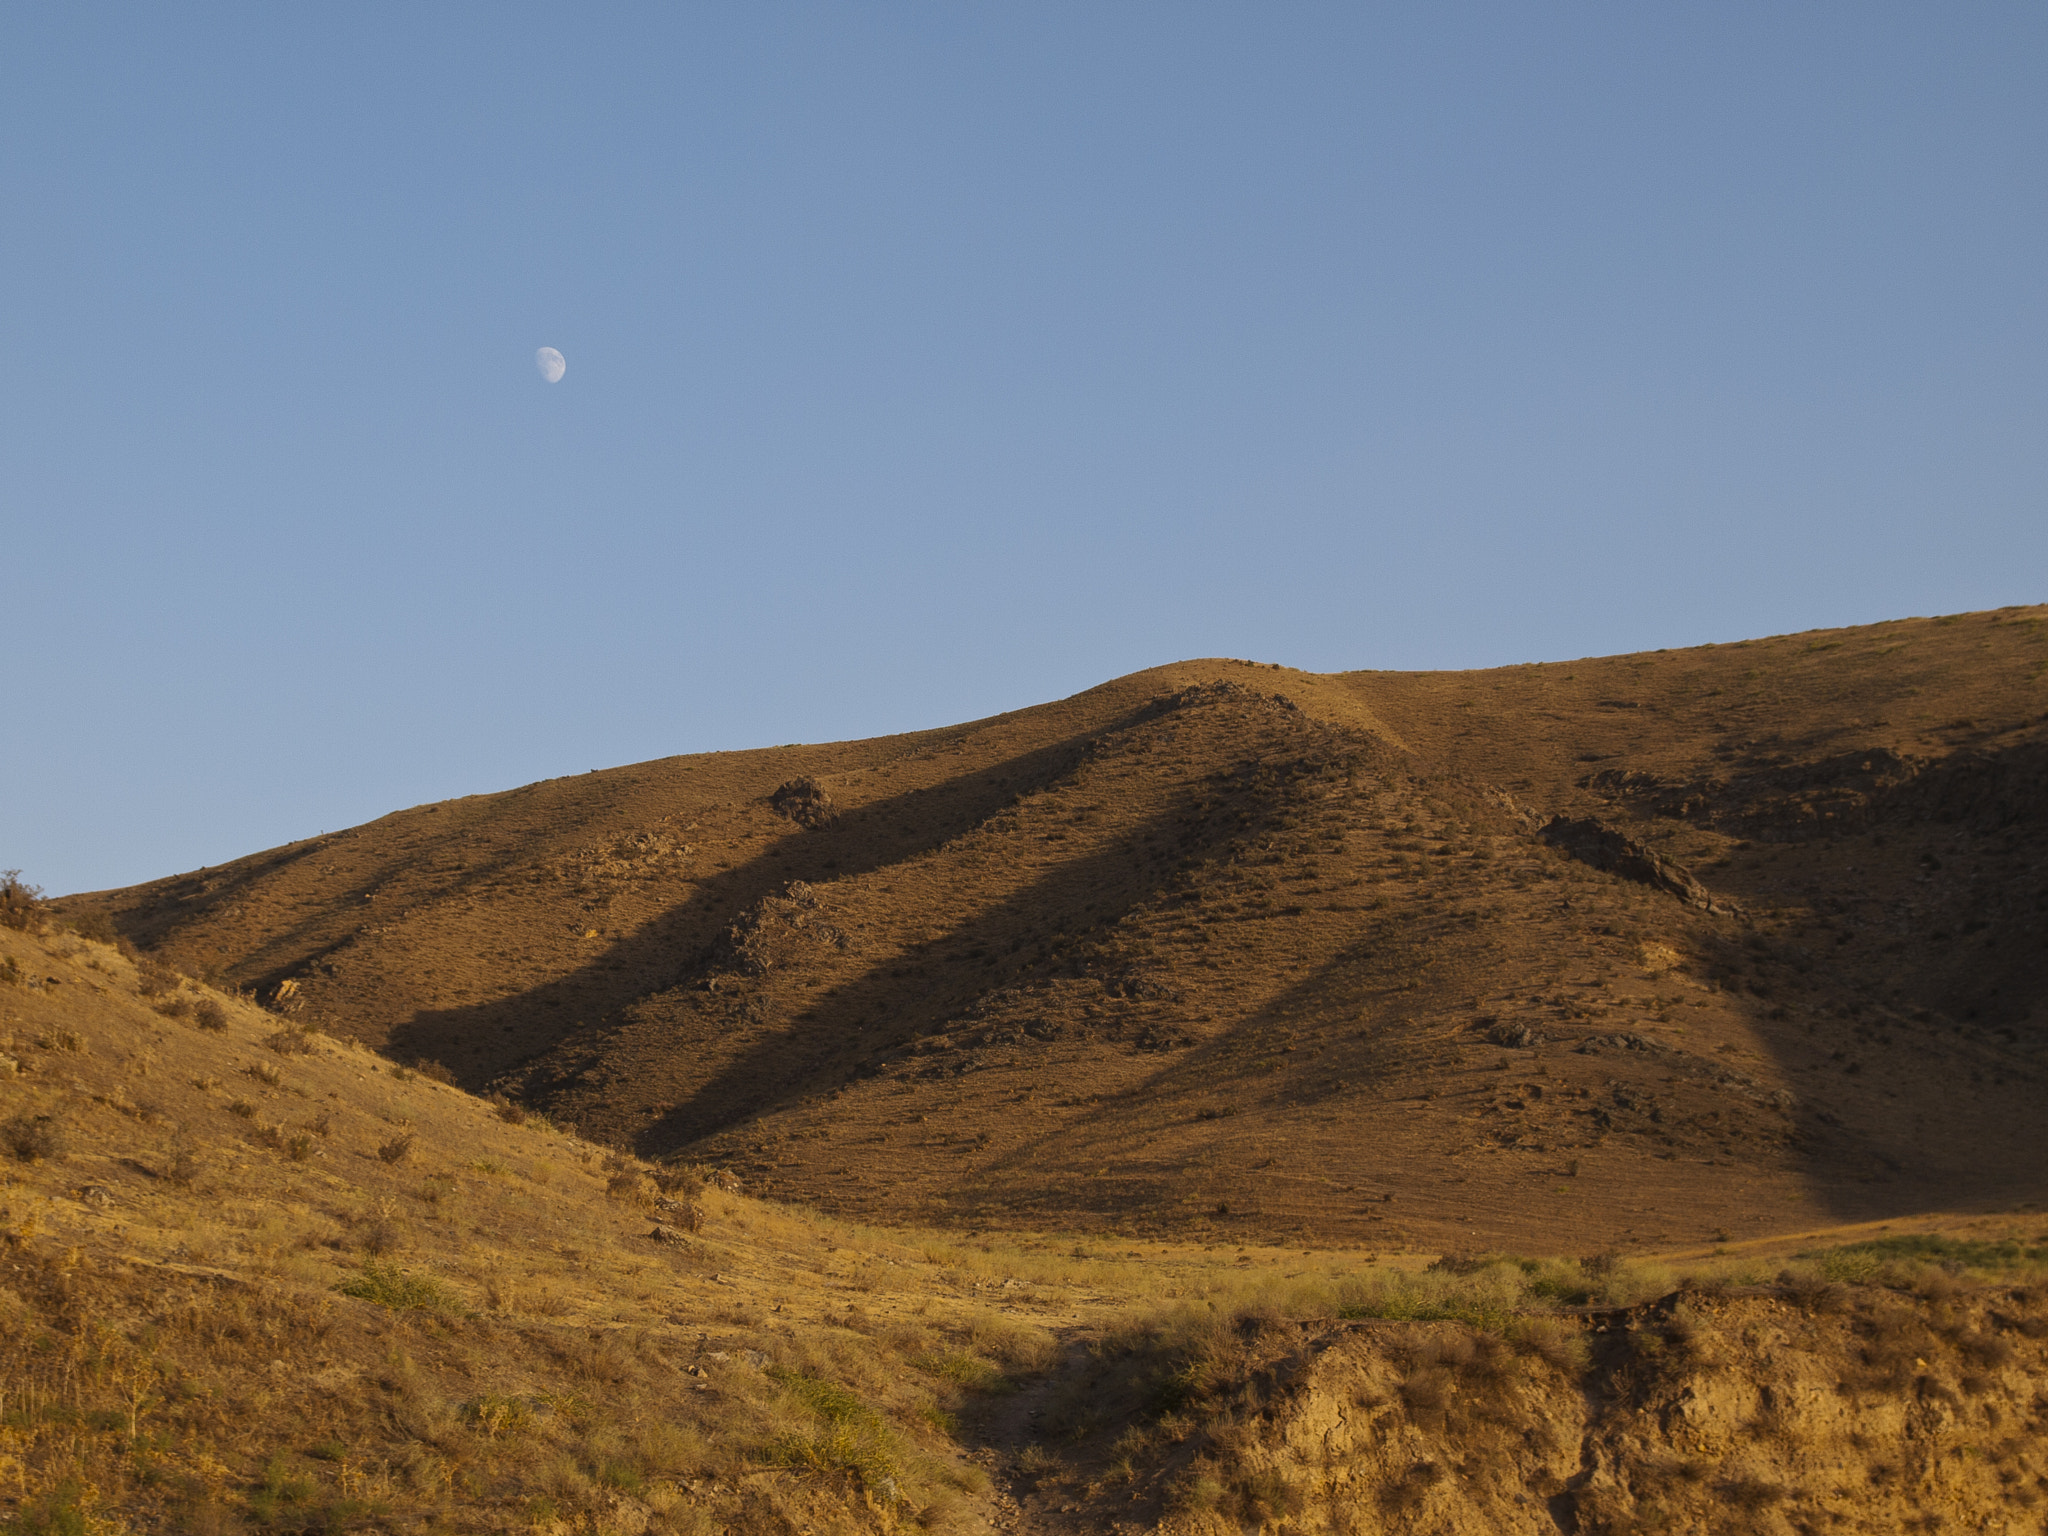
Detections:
336,1259,466,1313
2,1111,63,1162
6,608,2048,1532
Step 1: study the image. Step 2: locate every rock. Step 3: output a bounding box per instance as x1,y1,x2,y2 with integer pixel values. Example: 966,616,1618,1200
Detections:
1578,1032,1661,1055
652,1196,704,1231
1484,1021,1545,1048
645,1224,691,1244
1538,816,1737,913
769,777,835,828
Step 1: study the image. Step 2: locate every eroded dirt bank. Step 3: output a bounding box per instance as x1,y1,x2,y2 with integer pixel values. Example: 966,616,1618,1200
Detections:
1018,1282,2048,1535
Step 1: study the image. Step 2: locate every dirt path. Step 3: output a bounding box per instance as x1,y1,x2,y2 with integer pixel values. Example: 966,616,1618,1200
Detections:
964,1333,1098,1535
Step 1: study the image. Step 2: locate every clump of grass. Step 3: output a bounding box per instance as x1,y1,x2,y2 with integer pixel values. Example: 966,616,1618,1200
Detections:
378,1133,416,1164
338,1260,465,1314
192,998,228,1032
764,1371,904,1500
912,1351,1011,1393
265,1024,317,1055
461,1394,535,1438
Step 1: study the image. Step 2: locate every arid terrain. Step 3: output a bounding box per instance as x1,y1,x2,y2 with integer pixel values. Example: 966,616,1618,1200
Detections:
2,915,2045,1535
6,604,2047,1534
68,605,2048,1251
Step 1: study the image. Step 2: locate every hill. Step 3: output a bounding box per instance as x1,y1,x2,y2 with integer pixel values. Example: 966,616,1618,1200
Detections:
66,605,2048,1251
4,916,2048,1535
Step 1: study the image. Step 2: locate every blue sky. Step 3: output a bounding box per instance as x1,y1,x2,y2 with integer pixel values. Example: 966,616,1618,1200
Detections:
4,5,2044,894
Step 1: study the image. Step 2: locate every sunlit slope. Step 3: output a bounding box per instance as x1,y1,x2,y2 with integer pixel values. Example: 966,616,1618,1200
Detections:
72,607,2048,1247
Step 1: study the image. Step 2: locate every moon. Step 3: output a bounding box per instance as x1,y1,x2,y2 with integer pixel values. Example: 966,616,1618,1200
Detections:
535,346,566,383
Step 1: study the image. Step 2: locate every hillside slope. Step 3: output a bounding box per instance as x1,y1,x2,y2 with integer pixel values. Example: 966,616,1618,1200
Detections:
4,918,2047,1536
70,606,2048,1249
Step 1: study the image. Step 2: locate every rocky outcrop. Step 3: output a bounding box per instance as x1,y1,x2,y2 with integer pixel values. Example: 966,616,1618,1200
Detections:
769,776,836,827
1539,816,1736,914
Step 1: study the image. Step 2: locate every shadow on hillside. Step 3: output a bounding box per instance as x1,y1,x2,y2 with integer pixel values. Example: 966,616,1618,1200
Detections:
621,790,1221,1154
385,696,1190,1092
955,918,2048,1236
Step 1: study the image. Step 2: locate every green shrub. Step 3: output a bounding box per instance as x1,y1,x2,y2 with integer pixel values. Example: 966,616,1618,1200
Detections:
1,1476,88,1536
337,1260,464,1314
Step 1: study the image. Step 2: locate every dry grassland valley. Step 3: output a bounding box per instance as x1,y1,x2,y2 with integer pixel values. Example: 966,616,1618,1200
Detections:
5,603,2048,1534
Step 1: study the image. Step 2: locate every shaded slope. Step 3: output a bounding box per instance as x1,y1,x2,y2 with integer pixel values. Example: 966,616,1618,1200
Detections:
69,607,2048,1248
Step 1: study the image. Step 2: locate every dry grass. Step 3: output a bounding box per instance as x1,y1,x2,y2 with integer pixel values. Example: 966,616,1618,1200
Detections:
1,919,2044,1534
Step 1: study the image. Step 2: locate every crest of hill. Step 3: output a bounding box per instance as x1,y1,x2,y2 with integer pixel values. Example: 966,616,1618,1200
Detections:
64,606,2048,1250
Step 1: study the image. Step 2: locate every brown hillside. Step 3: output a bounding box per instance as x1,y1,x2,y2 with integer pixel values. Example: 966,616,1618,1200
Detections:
70,606,2048,1252
6,909,2048,1536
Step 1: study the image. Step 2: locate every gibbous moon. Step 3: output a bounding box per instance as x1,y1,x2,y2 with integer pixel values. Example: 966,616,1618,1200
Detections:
535,346,567,383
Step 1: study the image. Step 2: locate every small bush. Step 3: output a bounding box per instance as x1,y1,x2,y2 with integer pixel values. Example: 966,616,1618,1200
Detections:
337,1259,464,1313
377,1133,416,1165
655,1165,709,1200
133,959,176,998
192,999,228,1032
492,1097,527,1125
155,996,192,1020
265,1025,317,1056
2,1112,63,1163
243,1061,284,1087
227,1098,257,1119
607,1171,657,1206
0,871,43,932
